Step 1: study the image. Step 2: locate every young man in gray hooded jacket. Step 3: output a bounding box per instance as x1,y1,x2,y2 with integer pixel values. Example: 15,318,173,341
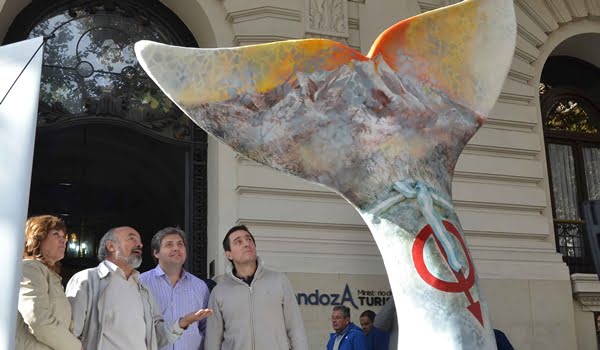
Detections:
206,225,309,350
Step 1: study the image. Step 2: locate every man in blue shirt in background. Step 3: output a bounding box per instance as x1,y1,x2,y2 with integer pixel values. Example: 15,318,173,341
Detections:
327,306,367,350
359,310,389,350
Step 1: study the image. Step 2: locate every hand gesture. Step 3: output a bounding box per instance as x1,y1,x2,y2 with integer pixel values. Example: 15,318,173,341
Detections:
179,308,214,329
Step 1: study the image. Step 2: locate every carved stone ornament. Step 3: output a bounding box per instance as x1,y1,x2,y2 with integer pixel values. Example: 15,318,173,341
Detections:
305,0,349,37
571,274,600,311
579,295,600,306
304,32,348,45
575,294,600,312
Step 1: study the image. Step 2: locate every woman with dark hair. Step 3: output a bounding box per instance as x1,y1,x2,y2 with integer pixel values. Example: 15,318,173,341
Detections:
16,215,82,350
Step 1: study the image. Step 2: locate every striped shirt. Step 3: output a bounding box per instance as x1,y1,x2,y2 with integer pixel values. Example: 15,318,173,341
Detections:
140,265,210,350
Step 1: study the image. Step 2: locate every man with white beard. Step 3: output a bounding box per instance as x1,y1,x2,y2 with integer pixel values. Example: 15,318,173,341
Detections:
66,226,213,350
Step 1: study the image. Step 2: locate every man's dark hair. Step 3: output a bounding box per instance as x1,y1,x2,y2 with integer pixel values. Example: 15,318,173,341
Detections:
222,224,255,252
333,305,351,319
360,310,376,322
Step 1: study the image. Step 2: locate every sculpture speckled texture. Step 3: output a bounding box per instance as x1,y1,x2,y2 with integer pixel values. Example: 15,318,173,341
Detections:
135,1,516,348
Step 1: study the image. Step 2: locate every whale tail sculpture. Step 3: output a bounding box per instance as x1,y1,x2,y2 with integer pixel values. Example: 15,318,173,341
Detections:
136,0,516,348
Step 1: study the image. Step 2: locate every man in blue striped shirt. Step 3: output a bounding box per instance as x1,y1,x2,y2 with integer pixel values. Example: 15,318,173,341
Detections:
140,227,211,350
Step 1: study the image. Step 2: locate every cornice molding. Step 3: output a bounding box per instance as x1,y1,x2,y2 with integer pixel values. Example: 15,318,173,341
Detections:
236,154,257,166
507,68,535,85
588,1,600,16
563,0,588,18
453,200,545,214
484,117,537,132
463,143,540,160
572,273,600,310
240,218,367,232
498,92,536,105
226,6,301,24
233,35,295,46
257,235,375,247
418,1,460,13
545,0,572,23
515,0,558,33
515,45,539,64
304,32,348,44
453,171,541,185
417,2,438,12
517,23,546,48
462,229,550,241
236,185,340,201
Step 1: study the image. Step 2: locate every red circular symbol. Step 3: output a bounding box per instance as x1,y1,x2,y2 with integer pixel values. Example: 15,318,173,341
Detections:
411,220,475,293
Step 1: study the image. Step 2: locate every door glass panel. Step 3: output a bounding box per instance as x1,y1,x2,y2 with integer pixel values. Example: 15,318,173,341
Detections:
25,3,192,141
548,143,583,258
583,147,600,200
548,143,579,220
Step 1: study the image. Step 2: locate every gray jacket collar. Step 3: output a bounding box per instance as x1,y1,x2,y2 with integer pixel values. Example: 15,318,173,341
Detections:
226,256,265,285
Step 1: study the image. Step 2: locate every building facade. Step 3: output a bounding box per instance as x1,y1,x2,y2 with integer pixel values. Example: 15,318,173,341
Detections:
3,0,600,349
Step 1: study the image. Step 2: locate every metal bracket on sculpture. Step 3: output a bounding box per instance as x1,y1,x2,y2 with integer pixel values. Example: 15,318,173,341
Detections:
370,180,463,272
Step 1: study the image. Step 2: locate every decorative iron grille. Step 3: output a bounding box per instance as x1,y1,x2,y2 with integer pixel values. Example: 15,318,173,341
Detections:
5,0,198,142
190,128,208,277
5,0,208,277
554,219,595,274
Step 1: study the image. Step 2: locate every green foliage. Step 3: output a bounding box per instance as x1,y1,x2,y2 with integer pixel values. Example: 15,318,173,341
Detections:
541,83,599,134
546,99,598,134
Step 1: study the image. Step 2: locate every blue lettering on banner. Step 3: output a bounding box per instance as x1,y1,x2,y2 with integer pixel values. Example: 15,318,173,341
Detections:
340,284,359,309
296,284,390,309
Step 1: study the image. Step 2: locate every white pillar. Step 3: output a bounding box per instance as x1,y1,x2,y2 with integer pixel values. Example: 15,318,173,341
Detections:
0,37,44,350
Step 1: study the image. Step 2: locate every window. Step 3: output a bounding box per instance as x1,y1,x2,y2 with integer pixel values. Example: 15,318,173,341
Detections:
9,0,197,141
541,84,600,273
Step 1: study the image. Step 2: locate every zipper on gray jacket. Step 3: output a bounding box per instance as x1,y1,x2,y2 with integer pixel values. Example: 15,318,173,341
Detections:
249,286,255,350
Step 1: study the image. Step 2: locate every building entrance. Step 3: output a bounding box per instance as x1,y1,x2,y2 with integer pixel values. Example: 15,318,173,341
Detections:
28,124,188,281
5,0,209,279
